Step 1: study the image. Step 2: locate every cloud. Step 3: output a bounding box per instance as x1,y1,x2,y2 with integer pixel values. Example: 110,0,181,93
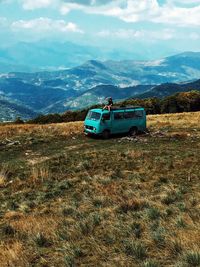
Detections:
168,0,200,5
21,0,55,10
11,17,84,33
0,17,7,25
0,17,9,30
59,0,200,27
62,0,114,6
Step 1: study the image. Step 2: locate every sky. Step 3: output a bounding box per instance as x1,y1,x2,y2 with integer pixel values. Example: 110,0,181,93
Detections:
1,0,200,59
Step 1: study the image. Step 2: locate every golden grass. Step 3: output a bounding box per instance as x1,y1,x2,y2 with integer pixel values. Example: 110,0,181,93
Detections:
10,215,59,239
0,111,199,266
148,111,200,130
0,164,8,187
0,241,31,267
0,111,199,140
0,121,83,140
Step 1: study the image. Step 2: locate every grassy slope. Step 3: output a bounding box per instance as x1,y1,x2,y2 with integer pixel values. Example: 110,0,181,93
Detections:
0,113,200,267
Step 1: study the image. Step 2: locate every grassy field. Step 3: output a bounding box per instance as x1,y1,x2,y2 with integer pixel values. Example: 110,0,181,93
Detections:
0,112,200,267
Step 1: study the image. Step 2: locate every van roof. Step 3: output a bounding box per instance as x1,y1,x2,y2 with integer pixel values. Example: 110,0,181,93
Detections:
90,106,144,113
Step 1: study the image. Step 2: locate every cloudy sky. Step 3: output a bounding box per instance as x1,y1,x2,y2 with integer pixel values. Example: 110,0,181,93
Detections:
1,0,200,59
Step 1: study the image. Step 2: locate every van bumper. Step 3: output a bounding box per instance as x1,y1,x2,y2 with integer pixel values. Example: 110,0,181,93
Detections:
84,128,102,137
84,129,97,135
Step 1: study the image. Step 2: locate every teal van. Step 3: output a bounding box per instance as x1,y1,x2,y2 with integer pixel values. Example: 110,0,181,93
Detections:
84,106,146,138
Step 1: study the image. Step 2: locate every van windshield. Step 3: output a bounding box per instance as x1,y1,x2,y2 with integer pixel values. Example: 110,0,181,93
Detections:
87,111,101,121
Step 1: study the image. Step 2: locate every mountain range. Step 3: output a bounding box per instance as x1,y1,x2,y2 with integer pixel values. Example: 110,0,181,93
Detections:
0,51,200,121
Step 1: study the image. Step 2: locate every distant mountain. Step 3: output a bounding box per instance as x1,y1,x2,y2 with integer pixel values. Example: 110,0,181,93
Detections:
51,51,200,88
0,41,102,72
0,51,200,121
0,97,37,122
0,77,78,111
4,51,200,92
45,84,153,112
0,41,161,73
136,79,200,99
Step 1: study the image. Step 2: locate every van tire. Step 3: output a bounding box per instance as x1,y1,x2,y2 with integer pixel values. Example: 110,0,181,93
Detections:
129,127,138,136
102,130,110,139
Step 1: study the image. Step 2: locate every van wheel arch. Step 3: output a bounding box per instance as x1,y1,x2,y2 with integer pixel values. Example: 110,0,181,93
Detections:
129,126,138,136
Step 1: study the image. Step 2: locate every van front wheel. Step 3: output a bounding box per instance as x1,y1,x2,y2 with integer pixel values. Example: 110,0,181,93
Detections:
129,127,138,136
102,130,110,139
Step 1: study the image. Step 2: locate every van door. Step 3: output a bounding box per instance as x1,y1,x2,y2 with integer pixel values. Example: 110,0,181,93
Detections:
112,111,126,134
100,112,111,133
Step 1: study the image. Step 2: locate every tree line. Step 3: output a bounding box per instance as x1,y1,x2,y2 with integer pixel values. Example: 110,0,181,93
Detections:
15,90,200,124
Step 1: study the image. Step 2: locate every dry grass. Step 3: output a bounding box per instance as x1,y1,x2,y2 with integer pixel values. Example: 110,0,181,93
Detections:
0,112,200,140
0,121,83,140
148,111,200,131
0,241,31,267
0,112,199,266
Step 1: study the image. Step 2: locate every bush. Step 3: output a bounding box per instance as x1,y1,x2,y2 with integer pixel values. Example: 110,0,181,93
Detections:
147,207,160,220
124,240,147,260
185,251,200,266
1,224,16,237
14,117,24,124
34,233,51,247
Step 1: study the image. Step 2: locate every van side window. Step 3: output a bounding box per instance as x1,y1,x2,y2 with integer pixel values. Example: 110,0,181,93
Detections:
114,112,124,120
124,110,143,119
135,110,143,117
124,111,135,119
102,113,110,120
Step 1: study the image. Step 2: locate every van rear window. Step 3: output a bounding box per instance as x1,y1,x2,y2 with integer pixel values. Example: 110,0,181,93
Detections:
135,110,143,117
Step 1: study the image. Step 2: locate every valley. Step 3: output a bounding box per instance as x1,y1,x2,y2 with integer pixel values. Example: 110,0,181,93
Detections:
1,52,200,121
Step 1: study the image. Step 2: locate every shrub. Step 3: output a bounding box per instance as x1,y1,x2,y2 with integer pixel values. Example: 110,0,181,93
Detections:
147,207,160,220
64,255,75,267
185,251,200,266
131,222,142,239
176,217,187,228
119,199,145,213
152,228,166,247
170,240,182,256
1,224,16,237
62,205,75,216
14,117,24,124
34,233,51,247
124,240,147,260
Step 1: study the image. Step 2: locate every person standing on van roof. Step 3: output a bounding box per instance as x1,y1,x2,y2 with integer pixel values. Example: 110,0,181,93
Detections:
103,97,113,111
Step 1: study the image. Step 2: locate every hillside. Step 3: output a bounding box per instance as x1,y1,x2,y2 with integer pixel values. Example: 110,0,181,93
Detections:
45,84,153,112
0,52,200,120
0,98,37,122
0,112,199,266
136,79,200,99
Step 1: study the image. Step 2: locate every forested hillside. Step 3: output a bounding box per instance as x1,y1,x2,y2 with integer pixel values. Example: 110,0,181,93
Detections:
26,91,200,124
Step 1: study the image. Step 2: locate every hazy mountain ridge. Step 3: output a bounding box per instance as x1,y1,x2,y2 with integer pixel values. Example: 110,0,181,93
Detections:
0,41,152,73
43,84,153,113
136,79,200,99
0,51,200,120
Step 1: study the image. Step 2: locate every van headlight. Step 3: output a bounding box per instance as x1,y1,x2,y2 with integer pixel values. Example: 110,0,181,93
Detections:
93,127,96,131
